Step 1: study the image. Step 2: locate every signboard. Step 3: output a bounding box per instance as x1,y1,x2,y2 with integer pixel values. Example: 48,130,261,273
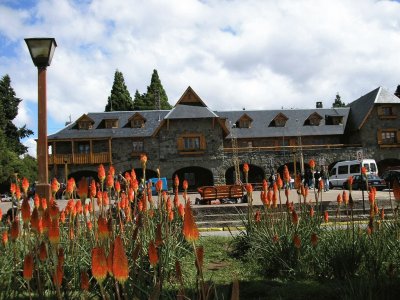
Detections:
356,150,363,162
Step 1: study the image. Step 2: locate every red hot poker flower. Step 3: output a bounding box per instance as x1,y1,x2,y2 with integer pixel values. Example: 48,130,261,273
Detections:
148,240,158,266
182,201,199,242
112,236,129,283
23,254,34,281
309,159,316,170
174,175,179,189
98,164,106,183
51,178,60,195
21,177,30,195
243,163,249,173
21,198,31,224
92,247,108,283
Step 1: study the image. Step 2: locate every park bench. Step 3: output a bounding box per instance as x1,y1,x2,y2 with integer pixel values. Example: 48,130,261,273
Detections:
196,184,245,205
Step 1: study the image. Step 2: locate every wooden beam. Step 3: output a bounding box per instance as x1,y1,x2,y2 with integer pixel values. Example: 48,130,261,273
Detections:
90,140,93,164
71,140,75,164
108,139,112,164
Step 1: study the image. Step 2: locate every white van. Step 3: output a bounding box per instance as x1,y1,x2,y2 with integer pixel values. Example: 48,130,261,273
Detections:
329,159,378,188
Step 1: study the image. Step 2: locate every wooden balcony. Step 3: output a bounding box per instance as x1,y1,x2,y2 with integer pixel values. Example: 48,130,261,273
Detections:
49,152,110,165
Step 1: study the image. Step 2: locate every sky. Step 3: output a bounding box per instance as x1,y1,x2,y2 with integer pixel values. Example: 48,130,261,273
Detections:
1,0,400,157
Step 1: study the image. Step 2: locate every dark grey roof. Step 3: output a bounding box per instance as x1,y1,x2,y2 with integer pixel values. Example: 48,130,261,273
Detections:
48,110,169,140
164,104,219,119
347,86,400,129
216,108,350,138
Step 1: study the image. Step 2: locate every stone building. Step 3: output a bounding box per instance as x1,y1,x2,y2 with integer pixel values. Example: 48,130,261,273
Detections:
48,86,400,190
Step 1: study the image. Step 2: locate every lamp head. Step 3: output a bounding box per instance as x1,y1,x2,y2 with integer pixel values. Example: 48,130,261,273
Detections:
25,38,57,67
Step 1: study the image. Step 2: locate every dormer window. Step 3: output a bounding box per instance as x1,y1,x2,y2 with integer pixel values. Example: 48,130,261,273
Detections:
105,119,119,129
304,112,322,126
75,114,94,130
236,114,253,128
129,113,146,128
325,115,343,125
269,113,288,127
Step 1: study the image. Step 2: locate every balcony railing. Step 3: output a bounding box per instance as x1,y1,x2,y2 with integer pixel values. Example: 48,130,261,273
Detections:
49,152,110,165
223,143,363,153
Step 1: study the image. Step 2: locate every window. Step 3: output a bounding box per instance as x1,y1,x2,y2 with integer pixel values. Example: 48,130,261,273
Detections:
330,168,336,176
338,165,348,175
382,107,393,116
184,137,200,150
78,143,90,154
382,131,397,144
350,164,360,174
105,120,118,128
132,119,144,128
132,141,144,152
78,121,92,130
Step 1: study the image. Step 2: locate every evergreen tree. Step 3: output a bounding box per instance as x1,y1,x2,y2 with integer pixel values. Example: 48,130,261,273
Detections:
332,93,346,108
0,74,33,155
133,89,145,110
134,70,172,110
105,70,134,111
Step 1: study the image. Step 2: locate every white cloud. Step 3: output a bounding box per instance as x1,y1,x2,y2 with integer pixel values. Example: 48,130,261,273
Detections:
1,0,400,155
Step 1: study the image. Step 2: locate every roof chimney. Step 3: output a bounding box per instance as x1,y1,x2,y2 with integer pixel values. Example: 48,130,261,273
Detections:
316,101,323,108
395,85,400,98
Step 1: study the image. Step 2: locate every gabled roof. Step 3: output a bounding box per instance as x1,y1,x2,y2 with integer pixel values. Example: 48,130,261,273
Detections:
75,114,94,124
236,113,253,123
216,108,350,138
348,87,400,130
164,87,219,119
48,110,168,140
128,112,147,122
272,112,288,121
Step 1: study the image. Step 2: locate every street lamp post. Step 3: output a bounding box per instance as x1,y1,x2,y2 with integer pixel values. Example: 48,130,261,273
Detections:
25,38,57,203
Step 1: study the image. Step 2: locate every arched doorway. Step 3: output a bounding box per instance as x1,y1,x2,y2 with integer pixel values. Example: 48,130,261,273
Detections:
68,170,98,183
377,158,400,175
225,164,265,185
173,166,214,191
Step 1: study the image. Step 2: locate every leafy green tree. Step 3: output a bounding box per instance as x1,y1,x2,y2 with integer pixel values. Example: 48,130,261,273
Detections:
332,93,346,108
0,74,33,155
105,70,134,111
133,70,172,110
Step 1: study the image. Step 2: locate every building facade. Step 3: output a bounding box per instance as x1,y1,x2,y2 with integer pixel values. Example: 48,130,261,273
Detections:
48,86,400,190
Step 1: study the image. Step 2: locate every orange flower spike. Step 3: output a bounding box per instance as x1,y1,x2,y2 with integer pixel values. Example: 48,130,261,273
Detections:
33,194,40,208
311,233,318,247
87,221,93,231
272,191,278,208
2,231,8,246
48,219,60,245
260,191,267,206
15,186,21,201
310,207,315,218
0,208,2,220
254,210,261,223
295,173,302,189
10,219,19,241
98,164,106,183
81,271,90,291
174,175,180,189
10,182,16,195
361,167,367,176
53,263,63,287
102,192,109,206
96,191,103,207
168,210,174,221
75,199,83,215
115,181,121,194
51,178,60,195
124,171,131,184
348,176,354,187
138,199,144,212
77,177,88,201
266,189,273,204
178,203,185,218
245,183,253,194
42,210,51,232
92,247,108,283
97,216,109,239
182,180,188,191
49,201,60,220
309,159,315,170
21,198,31,224
30,208,39,231
140,154,148,167
23,254,34,281
318,179,324,192
292,210,299,225
368,191,375,206
276,174,283,190
21,177,30,196
166,197,172,212
293,234,301,249
108,165,115,178
324,211,329,223
374,203,379,215
106,174,114,189
148,240,159,266
182,201,199,242
283,165,290,183
131,169,137,181
342,191,349,205
262,179,268,193
66,177,75,196
243,163,249,174
112,236,129,283
89,179,97,198
337,193,342,205
39,241,47,262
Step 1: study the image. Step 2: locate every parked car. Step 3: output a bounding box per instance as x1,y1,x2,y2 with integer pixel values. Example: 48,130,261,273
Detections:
381,169,400,189
1,194,12,202
342,174,386,191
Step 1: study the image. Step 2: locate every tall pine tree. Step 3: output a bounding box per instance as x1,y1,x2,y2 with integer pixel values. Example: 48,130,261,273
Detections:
133,69,172,110
332,93,346,108
105,70,134,111
0,74,33,155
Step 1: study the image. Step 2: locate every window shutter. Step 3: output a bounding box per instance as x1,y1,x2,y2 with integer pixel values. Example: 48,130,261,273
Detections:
377,129,382,144
200,135,206,150
177,137,184,150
